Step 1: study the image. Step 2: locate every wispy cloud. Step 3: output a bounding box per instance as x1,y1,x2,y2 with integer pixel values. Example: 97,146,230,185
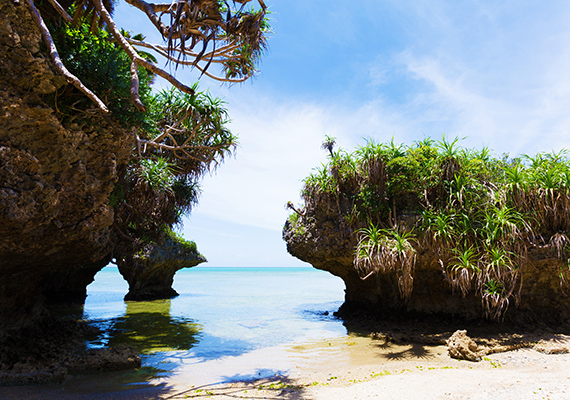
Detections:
376,1,570,156
114,1,570,266
188,89,423,231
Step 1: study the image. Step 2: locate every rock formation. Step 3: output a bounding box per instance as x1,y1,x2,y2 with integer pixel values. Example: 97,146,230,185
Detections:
0,316,141,385
446,330,483,362
283,204,570,326
0,0,135,332
284,134,570,326
117,233,206,301
0,0,215,334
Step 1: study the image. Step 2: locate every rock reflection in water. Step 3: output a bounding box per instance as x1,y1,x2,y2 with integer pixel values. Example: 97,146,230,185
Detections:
105,299,202,354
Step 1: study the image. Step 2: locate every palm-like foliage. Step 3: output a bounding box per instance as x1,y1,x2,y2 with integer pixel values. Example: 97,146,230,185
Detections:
355,225,416,301
448,245,479,296
141,85,237,177
120,157,183,232
113,84,233,247
321,135,336,157
291,136,570,320
27,0,269,113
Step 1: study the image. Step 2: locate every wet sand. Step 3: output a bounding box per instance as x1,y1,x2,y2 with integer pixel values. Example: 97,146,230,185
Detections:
3,332,570,400
161,335,570,400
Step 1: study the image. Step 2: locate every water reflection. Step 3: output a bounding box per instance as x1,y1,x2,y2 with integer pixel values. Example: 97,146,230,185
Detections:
49,303,86,320
101,299,202,354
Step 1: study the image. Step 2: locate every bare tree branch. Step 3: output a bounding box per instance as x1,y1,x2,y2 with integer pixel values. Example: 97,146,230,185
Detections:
27,0,267,112
92,0,196,106
127,38,251,83
25,0,109,113
130,61,146,112
193,63,249,83
123,0,169,37
45,0,73,23
127,38,240,65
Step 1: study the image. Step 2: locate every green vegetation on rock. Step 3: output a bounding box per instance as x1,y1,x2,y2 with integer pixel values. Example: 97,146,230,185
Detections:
33,2,258,300
50,22,155,128
288,136,570,320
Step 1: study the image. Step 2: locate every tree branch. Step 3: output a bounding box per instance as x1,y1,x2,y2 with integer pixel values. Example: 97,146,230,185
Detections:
128,38,240,65
123,0,168,37
193,63,250,83
130,61,146,111
92,0,196,97
25,0,109,113
286,201,304,216
45,0,73,23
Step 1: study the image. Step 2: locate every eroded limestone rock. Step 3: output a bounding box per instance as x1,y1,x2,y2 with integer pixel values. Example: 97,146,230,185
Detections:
117,233,206,301
0,318,141,385
283,204,570,325
446,330,483,362
0,0,133,331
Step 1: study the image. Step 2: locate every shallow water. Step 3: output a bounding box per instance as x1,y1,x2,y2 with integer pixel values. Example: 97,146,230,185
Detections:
66,266,348,390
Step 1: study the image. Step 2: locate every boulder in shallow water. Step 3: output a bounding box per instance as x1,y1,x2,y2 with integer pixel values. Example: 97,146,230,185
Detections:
117,232,206,301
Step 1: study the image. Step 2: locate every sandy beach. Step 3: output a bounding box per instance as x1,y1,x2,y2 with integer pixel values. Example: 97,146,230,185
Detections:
161,335,570,400
3,331,570,400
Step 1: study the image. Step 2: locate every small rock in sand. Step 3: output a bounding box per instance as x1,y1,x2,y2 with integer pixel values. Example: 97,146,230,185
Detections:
446,330,483,362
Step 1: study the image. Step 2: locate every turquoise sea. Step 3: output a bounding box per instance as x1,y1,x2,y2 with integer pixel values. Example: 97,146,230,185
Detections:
70,265,347,390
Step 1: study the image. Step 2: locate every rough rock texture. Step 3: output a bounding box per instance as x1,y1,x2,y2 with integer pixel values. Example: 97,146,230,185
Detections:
446,330,483,362
283,207,570,325
117,234,206,301
0,346,141,386
0,0,133,331
0,318,140,385
283,210,381,311
63,345,141,373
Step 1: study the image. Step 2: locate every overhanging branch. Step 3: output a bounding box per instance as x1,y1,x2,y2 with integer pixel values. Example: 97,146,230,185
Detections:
26,0,267,112
25,0,109,113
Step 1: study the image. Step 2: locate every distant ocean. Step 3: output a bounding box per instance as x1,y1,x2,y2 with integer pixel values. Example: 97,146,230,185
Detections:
71,266,348,389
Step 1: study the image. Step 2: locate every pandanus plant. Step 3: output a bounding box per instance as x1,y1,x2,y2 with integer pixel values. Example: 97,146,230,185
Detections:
355,225,416,301
292,135,570,320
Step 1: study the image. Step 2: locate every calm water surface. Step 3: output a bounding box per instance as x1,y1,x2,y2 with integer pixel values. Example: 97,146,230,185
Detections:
74,266,347,388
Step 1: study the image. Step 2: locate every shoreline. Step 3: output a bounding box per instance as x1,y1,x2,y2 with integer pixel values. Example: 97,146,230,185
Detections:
2,329,570,399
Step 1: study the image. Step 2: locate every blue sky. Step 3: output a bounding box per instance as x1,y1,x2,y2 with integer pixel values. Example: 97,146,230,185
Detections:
114,1,570,267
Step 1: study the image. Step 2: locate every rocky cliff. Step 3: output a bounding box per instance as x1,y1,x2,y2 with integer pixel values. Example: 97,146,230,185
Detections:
283,137,570,326
0,0,133,332
283,206,570,326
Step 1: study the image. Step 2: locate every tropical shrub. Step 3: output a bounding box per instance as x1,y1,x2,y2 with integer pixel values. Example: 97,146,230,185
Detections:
50,22,155,127
290,136,570,320
49,20,236,258
113,86,236,249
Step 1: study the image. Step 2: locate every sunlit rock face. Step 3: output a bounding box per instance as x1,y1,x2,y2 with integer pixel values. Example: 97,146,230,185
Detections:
0,0,133,332
283,207,570,326
116,234,206,301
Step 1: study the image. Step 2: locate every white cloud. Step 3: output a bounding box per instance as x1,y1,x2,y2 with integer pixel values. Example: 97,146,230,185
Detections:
188,95,330,231
112,0,570,266
397,51,570,156
382,1,570,157
186,89,428,232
